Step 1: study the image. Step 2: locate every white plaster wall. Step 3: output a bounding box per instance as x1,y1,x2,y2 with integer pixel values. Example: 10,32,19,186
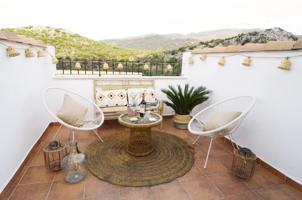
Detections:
0,42,55,192
182,51,302,184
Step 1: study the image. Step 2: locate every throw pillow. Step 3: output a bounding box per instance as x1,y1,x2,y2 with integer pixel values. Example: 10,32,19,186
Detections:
57,94,88,127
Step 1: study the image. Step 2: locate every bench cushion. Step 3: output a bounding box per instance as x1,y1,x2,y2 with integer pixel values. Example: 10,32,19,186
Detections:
96,89,127,107
127,88,158,105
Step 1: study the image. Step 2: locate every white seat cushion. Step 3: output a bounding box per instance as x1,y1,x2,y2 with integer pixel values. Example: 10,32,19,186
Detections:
57,94,88,127
204,111,241,131
96,89,127,107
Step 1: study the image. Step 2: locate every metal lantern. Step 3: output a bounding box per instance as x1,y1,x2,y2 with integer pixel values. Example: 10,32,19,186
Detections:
6,47,20,57
103,62,109,70
75,62,81,70
278,57,291,70
43,140,68,171
117,63,123,70
37,50,46,57
231,148,257,179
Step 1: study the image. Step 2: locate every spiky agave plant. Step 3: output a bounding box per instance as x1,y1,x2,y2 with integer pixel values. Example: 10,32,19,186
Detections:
161,84,210,115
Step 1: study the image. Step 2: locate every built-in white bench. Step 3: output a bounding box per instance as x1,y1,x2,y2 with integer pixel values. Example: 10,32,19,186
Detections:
93,80,163,120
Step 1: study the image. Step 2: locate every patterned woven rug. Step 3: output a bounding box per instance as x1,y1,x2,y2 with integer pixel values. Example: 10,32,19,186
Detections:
86,131,194,187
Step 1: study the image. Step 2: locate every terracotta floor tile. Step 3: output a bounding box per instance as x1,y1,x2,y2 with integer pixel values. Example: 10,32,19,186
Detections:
120,187,154,200
207,173,250,196
5,118,300,200
85,193,120,200
180,178,224,200
53,169,65,182
47,180,84,200
151,181,190,200
243,165,284,190
196,157,229,175
178,164,206,182
255,184,302,200
27,150,45,167
224,190,262,200
84,174,121,199
19,166,55,185
9,183,51,200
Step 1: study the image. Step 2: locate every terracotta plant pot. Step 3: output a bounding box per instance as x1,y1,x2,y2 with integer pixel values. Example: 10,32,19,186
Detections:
172,114,191,130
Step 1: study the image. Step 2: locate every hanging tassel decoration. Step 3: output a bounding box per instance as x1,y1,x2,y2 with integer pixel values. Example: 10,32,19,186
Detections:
218,57,225,66
51,56,59,64
242,57,252,67
278,57,291,70
25,48,35,58
117,63,123,70
7,47,20,57
143,63,150,71
37,50,46,57
200,54,207,61
75,62,81,70
103,62,109,70
166,64,173,72
188,56,194,65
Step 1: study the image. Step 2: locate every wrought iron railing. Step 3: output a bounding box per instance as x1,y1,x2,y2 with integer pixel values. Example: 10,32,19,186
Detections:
56,60,182,76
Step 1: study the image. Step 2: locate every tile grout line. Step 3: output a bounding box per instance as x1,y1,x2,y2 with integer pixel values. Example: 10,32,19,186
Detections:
204,174,226,198
177,179,194,200
44,176,55,200
82,181,86,200
7,165,31,200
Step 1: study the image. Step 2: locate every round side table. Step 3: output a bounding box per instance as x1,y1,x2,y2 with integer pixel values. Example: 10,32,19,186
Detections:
118,113,162,156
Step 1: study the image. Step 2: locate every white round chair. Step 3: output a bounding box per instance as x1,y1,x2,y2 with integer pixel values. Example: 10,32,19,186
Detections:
188,96,256,168
42,87,105,145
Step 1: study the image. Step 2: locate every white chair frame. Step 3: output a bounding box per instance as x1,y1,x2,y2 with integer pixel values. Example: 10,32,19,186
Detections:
43,87,105,143
188,96,256,168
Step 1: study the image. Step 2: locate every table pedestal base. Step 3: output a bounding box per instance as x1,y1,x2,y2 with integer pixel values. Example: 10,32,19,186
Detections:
127,127,153,156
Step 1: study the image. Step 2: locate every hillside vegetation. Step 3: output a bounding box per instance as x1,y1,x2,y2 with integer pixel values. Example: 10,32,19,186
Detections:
105,34,197,51
2,26,153,60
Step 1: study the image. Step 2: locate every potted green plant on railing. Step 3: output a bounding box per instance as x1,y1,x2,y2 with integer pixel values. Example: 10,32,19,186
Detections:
161,84,210,129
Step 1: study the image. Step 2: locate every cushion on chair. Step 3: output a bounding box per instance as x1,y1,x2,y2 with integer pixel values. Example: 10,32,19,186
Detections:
57,94,88,127
96,89,128,107
204,111,241,131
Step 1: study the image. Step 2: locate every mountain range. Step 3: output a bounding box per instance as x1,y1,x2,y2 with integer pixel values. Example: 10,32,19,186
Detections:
1,26,299,62
104,29,260,51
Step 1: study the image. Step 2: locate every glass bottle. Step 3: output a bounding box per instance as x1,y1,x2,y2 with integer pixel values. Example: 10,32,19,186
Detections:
64,141,87,183
139,93,146,118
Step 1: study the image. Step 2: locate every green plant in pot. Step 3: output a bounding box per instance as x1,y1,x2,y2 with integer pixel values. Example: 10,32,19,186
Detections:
161,84,210,129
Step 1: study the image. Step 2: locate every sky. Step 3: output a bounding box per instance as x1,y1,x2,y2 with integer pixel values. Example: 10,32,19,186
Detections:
0,0,301,40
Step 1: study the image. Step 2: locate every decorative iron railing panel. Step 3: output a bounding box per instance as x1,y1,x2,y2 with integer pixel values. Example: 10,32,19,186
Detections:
56,60,182,76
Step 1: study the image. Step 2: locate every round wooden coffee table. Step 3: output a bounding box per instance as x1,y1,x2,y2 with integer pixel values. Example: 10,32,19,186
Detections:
118,113,162,157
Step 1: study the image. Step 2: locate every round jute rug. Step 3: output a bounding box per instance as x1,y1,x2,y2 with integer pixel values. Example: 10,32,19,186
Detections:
85,131,194,187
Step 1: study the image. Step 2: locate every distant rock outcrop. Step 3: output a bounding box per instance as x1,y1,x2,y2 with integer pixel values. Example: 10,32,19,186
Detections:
197,27,298,48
